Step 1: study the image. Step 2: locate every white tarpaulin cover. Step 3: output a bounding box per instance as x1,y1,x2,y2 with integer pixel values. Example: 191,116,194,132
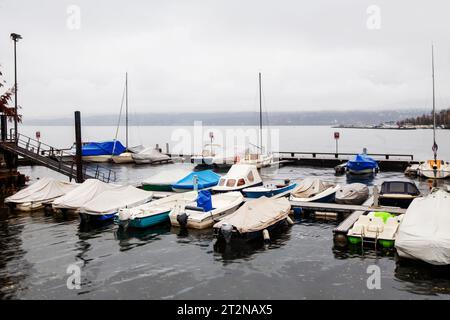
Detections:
80,186,153,215
132,148,171,162
395,189,450,265
142,169,191,185
335,183,369,205
5,177,78,204
52,179,121,210
291,178,333,199
213,196,291,233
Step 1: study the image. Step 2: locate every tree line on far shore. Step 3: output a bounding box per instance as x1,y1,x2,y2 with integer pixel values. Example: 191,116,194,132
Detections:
397,108,450,128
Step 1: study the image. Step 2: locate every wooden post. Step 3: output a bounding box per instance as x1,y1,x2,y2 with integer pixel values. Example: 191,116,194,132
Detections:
0,115,7,141
75,111,84,183
166,142,169,154
373,185,379,207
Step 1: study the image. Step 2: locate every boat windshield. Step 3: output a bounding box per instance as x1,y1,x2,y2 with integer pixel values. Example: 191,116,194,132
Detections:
218,178,225,186
226,179,236,187
237,179,245,186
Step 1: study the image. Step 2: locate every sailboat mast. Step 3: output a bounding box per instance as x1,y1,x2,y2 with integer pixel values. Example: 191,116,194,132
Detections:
259,72,263,154
126,72,129,149
431,45,437,161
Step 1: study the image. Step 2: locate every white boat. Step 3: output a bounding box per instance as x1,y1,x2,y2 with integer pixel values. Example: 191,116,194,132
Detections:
169,191,244,229
347,211,404,248
335,183,369,205
79,186,153,222
52,179,121,213
111,146,146,164
83,155,113,163
116,191,198,228
132,147,172,164
212,164,262,192
395,188,450,265
5,177,79,211
141,168,192,191
417,46,450,179
191,143,237,166
289,178,340,203
213,197,291,243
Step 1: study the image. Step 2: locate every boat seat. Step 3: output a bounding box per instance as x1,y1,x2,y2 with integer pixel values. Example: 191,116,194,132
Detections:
367,217,384,233
379,218,399,239
350,215,370,235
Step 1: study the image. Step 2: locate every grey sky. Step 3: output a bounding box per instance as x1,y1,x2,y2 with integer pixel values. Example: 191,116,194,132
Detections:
1,0,450,118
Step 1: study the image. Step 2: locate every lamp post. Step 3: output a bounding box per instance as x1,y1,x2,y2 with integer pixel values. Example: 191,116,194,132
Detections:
10,33,22,142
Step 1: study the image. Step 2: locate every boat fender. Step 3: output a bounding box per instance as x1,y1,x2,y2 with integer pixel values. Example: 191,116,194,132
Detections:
220,223,233,244
263,229,270,243
286,216,294,225
177,212,189,228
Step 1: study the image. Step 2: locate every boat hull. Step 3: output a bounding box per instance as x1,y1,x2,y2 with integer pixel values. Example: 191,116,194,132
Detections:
79,212,116,222
141,184,173,192
243,183,297,199
125,211,170,229
378,196,417,209
214,218,288,242
82,155,112,163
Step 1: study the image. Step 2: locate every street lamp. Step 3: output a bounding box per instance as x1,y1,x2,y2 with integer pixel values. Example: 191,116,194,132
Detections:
10,33,22,142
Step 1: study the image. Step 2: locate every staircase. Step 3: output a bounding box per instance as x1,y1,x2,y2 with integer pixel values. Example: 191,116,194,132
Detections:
0,133,116,183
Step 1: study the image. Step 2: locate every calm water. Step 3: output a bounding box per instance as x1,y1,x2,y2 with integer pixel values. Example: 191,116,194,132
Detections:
1,126,450,300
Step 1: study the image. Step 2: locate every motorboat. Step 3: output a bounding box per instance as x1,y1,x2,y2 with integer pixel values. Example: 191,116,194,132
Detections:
242,179,297,198
347,211,404,248
141,169,192,191
5,177,79,211
346,153,378,175
213,196,292,243
171,170,221,192
395,188,450,265
417,160,450,179
132,147,172,165
378,181,421,209
82,140,126,163
169,190,244,229
78,186,153,222
52,179,121,213
212,164,262,192
289,178,340,203
239,152,274,169
191,143,237,166
335,183,369,205
116,191,198,229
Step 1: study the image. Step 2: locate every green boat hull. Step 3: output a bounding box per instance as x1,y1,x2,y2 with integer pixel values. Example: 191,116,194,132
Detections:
141,184,173,192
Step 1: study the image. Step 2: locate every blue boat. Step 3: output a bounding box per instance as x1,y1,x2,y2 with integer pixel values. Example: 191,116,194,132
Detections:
242,182,297,198
82,140,126,156
79,212,116,223
346,154,378,175
172,170,221,192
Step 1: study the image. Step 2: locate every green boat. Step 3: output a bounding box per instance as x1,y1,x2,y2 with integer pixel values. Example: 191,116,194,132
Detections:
141,169,191,192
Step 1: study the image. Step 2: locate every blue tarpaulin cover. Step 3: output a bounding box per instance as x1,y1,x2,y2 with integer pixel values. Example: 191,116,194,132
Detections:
346,154,378,171
82,140,126,156
197,190,213,212
172,170,221,190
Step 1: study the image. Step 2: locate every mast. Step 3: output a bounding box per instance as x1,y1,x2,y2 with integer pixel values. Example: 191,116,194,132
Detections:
126,72,129,149
431,45,437,162
259,72,263,154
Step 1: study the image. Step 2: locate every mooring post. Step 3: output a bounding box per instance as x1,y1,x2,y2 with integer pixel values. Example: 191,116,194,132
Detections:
0,115,7,141
166,142,169,155
74,111,84,183
373,185,379,207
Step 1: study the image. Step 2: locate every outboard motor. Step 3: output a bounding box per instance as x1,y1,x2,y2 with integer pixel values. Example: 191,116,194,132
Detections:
177,212,189,228
220,223,233,244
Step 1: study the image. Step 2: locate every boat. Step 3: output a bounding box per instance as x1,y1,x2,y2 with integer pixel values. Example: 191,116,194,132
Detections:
52,179,121,213
417,45,450,179
289,178,340,203
132,147,172,165
335,183,369,205
346,153,378,175
212,164,262,192
347,211,404,248
5,177,79,211
378,181,421,209
141,168,192,191
82,140,126,163
239,73,273,168
116,191,198,229
111,152,134,164
242,179,297,198
169,190,244,229
191,143,237,166
172,170,221,192
213,196,291,243
78,186,153,222
395,188,450,265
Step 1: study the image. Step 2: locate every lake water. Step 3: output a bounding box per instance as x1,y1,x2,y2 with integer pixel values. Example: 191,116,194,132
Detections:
1,125,450,300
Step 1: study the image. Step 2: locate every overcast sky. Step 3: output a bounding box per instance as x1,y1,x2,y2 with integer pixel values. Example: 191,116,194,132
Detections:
1,0,450,118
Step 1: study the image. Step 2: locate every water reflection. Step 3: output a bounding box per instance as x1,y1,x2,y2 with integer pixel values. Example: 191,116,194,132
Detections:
114,223,171,251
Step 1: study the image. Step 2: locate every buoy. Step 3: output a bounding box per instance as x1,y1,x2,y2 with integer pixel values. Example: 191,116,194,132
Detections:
263,229,270,243
286,216,294,225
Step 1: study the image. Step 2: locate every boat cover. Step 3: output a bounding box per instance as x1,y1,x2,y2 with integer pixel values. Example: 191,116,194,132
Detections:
395,189,450,265
291,178,333,199
128,145,145,153
82,140,126,156
132,148,171,162
5,177,78,204
52,179,121,209
172,170,221,190
335,183,369,205
197,190,213,211
80,185,153,215
380,181,420,196
213,197,290,233
346,154,378,171
142,169,191,185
